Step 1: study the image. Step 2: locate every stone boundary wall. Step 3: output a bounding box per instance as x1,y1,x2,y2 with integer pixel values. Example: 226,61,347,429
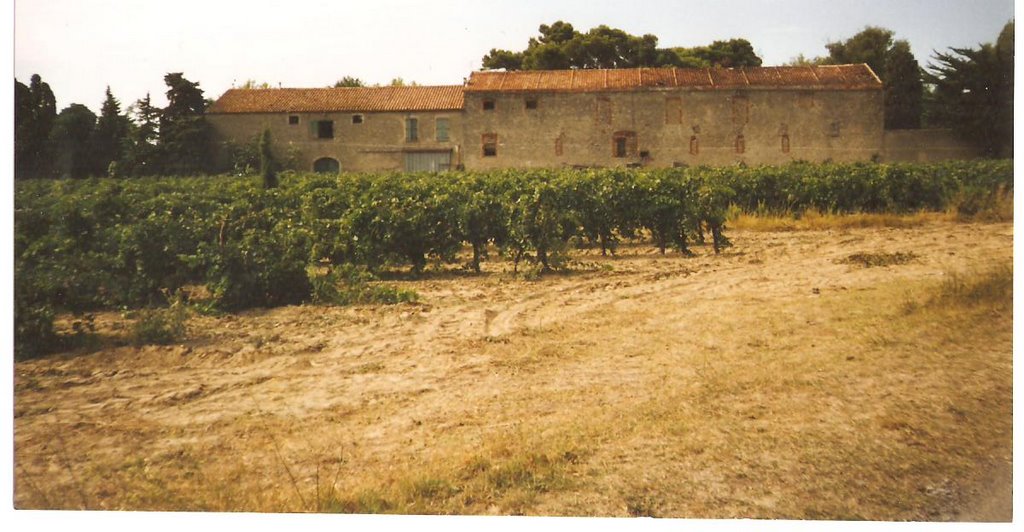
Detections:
882,129,980,162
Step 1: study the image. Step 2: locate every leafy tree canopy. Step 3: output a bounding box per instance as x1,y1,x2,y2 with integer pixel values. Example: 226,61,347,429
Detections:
819,26,925,129
481,21,761,70
49,104,97,179
333,76,365,87
925,21,1013,157
14,74,58,178
235,80,274,89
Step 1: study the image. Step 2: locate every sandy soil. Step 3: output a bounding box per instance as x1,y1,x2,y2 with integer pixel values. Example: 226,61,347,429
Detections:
13,221,1013,520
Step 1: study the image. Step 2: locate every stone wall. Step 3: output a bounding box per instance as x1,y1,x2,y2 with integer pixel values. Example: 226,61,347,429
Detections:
207,110,463,173
460,88,885,169
881,129,980,162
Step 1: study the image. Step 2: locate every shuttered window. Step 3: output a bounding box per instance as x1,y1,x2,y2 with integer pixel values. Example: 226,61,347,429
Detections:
436,118,449,142
612,131,637,157
406,118,418,142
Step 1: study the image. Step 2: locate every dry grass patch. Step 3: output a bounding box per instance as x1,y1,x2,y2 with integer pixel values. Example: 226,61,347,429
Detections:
729,208,947,232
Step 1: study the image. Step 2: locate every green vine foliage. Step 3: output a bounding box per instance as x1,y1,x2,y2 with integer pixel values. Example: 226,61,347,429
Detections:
13,160,1013,358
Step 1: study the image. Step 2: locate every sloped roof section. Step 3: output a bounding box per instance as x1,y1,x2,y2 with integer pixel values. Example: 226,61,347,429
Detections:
465,64,881,92
208,85,465,114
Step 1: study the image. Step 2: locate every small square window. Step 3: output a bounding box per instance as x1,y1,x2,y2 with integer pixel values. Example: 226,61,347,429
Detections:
352,114,363,124
317,120,334,139
288,115,299,125
483,99,495,111
525,98,538,110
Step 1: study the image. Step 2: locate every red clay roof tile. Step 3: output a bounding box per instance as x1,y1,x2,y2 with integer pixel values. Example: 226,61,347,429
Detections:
465,65,881,92
207,85,464,114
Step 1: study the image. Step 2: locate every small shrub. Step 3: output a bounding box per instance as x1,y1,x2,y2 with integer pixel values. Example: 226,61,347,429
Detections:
308,264,418,305
838,251,918,268
130,296,188,345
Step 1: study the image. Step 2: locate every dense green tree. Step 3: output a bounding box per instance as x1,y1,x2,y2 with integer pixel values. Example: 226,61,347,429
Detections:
819,28,923,128
48,104,97,179
481,21,758,71
823,27,925,129
121,93,164,176
333,76,365,87
926,21,1014,157
785,53,829,67
672,39,763,68
235,79,273,89
14,74,57,178
91,87,132,176
160,73,212,175
884,41,924,129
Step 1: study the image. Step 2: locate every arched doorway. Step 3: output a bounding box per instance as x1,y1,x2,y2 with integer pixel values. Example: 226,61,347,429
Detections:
313,157,340,174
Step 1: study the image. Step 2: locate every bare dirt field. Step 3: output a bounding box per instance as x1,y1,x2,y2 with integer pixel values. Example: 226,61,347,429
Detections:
13,220,1013,520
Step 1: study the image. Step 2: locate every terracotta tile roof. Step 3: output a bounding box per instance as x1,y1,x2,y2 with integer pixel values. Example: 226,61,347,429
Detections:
207,85,465,114
465,64,881,92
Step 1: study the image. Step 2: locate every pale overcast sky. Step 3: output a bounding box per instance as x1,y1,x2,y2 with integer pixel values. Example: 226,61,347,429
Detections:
12,0,1015,113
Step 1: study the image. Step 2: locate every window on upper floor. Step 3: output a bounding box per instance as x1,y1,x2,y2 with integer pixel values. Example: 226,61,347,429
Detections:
596,97,612,125
406,118,418,142
665,97,682,124
289,115,299,125
525,98,538,110
436,118,449,142
317,120,334,139
352,114,363,124
483,99,495,111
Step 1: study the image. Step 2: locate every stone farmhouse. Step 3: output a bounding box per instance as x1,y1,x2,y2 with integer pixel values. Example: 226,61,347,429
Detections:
206,64,975,173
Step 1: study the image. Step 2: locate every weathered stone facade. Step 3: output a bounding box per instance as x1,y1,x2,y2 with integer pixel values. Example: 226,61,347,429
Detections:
460,88,884,169
206,65,976,173
209,110,463,172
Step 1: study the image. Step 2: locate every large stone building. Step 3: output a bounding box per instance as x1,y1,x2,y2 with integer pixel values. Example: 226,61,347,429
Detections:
206,64,975,172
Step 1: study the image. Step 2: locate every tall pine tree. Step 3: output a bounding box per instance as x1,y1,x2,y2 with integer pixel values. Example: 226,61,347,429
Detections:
926,22,1014,157
122,93,164,176
160,73,212,175
14,74,58,178
91,87,131,176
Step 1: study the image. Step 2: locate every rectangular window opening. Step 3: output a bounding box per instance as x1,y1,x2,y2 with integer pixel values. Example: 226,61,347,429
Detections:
483,99,495,111
612,131,637,158
665,97,682,124
288,115,299,125
525,98,538,110
317,120,334,139
596,97,612,125
482,133,497,157
436,118,449,142
352,114,364,124
406,118,419,142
